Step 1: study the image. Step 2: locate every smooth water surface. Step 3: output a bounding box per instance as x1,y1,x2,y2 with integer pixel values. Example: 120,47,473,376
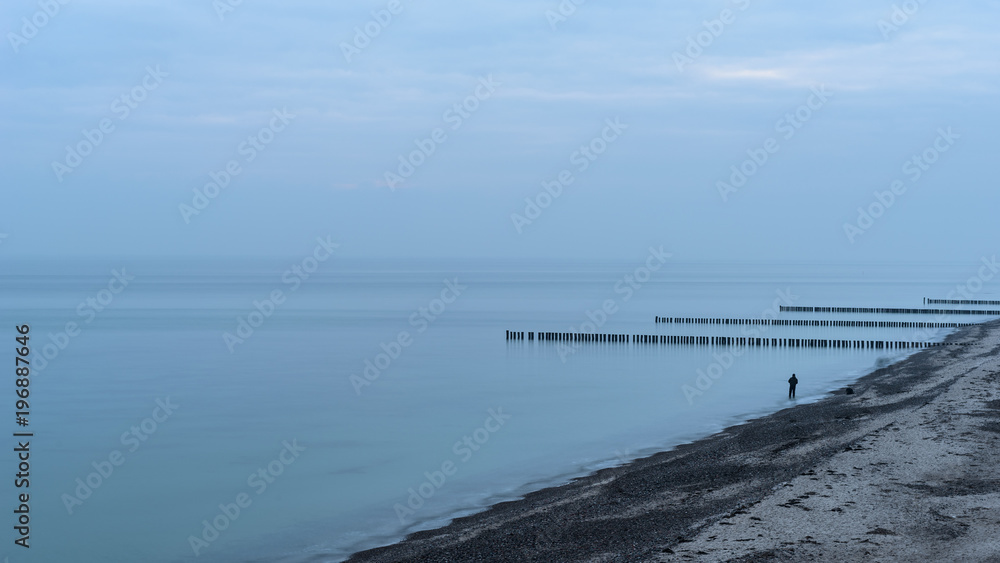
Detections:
1,259,995,562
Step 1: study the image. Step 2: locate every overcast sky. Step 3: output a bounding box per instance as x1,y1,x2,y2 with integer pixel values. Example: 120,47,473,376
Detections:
2,0,998,262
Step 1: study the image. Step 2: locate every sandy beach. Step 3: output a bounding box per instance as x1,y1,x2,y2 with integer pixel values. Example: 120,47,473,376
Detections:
349,321,1000,562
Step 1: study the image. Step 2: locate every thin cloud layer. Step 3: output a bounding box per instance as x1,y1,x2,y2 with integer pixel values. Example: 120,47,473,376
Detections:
1,0,997,261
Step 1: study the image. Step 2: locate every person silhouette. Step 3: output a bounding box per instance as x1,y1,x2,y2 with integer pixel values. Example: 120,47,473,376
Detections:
788,373,798,399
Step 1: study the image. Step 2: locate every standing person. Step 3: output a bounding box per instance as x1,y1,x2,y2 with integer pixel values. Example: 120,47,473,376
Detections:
788,373,798,399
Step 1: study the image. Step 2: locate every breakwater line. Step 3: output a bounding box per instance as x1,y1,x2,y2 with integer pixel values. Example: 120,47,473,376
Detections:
924,298,1000,306
506,330,968,349
779,306,1000,315
654,317,973,329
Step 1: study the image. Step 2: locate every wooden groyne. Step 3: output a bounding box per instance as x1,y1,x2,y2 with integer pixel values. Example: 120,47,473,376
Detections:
779,306,1000,316
925,298,1000,306
655,317,973,329
506,331,969,349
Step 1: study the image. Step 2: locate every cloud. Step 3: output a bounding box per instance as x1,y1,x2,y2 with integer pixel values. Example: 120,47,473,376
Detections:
691,28,1000,93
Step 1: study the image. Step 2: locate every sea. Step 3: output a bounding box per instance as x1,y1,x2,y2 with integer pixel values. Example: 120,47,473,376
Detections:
1,257,996,562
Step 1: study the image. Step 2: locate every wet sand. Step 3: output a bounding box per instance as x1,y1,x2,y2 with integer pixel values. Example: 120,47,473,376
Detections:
349,321,1000,562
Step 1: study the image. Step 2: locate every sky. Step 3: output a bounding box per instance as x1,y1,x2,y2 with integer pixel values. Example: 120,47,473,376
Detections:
2,0,999,262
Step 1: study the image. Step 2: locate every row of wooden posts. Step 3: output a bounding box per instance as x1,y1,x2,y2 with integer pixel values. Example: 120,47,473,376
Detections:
654,317,975,329
925,298,1000,306
505,331,968,349
780,306,1000,315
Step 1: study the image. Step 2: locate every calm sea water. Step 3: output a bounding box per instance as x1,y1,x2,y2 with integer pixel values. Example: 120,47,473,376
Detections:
1,258,996,562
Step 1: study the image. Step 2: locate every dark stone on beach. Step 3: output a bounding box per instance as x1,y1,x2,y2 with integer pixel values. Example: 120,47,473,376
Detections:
846,388,855,395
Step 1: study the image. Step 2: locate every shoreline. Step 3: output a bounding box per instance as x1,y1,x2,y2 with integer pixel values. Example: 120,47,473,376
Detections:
348,321,1000,562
